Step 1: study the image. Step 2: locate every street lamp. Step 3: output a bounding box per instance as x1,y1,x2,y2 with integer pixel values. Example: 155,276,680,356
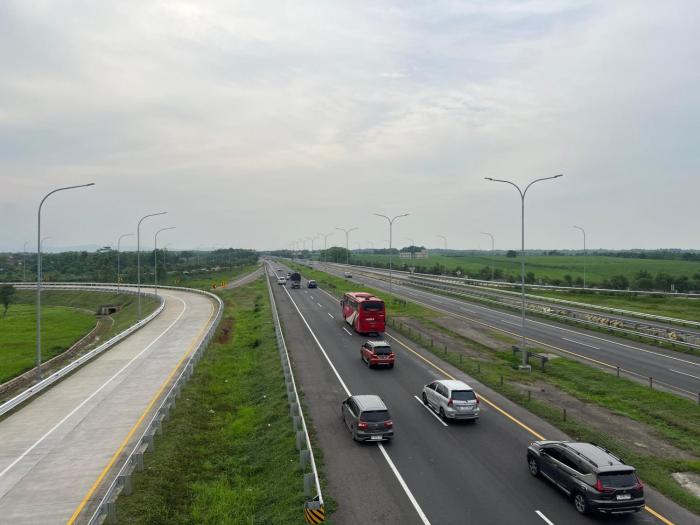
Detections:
308,235,319,258
485,174,563,370
117,233,135,293
374,213,409,293
318,232,334,265
36,182,95,378
137,211,167,318
154,227,176,296
335,227,358,266
480,232,495,281
573,225,587,289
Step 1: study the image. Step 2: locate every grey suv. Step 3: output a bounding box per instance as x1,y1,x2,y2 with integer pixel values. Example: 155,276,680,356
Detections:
527,441,644,515
341,395,393,442
421,379,480,421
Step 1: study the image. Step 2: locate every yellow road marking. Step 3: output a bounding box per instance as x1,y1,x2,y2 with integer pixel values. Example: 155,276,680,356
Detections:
644,506,675,525
66,299,216,525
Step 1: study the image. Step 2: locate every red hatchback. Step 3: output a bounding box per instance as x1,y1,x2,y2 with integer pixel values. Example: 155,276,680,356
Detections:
361,341,395,368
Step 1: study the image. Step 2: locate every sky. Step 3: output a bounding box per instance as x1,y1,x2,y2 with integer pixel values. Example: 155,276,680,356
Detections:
2,0,699,252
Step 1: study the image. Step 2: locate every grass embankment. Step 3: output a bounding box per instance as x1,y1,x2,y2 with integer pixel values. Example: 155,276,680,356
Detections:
352,253,700,283
289,262,700,514
1,290,159,384
0,305,95,383
116,278,306,525
167,264,259,291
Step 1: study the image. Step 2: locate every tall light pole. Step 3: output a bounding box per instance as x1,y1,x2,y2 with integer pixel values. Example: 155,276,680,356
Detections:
36,182,95,379
117,233,135,293
374,213,409,294
308,235,319,258
335,227,358,266
573,225,587,289
154,227,176,296
23,241,28,282
481,232,495,281
319,232,334,264
137,211,167,319
485,174,563,370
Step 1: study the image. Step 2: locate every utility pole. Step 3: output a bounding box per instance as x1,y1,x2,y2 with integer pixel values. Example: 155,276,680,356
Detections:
374,213,409,294
335,227,358,266
137,212,167,319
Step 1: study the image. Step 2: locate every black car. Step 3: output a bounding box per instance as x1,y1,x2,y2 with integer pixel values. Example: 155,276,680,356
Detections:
341,395,393,442
527,441,644,515
307,280,317,288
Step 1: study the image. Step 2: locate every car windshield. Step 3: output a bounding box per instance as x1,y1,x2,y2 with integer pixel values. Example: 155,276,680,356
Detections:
372,346,391,355
362,301,384,311
598,472,637,488
360,410,390,422
451,390,476,401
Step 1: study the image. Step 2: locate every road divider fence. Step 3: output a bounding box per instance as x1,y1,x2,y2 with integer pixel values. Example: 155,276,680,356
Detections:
265,264,325,523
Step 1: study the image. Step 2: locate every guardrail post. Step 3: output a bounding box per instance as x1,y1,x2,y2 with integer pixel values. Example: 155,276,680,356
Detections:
616,366,620,378
649,377,653,390
303,473,315,497
296,431,307,451
300,449,311,469
106,501,117,525
563,408,567,422
290,400,299,417
293,415,302,432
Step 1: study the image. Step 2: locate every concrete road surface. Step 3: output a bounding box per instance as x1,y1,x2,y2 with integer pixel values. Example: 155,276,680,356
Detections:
0,287,217,525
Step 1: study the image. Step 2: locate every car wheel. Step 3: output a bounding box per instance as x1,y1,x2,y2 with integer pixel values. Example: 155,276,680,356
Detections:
421,392,428,405
573,492,589,515
439,407,447,421
389,363,394,369
527,456,540,477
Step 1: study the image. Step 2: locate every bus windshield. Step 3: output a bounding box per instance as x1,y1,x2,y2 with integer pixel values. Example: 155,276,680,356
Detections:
362,301,384,312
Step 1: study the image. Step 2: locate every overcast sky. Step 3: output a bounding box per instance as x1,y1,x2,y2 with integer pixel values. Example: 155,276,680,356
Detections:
2,1,699,252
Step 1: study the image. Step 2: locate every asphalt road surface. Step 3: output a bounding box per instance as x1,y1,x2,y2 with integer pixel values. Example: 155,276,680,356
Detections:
268,263,695,525
315,262,700,399
0,286,218,525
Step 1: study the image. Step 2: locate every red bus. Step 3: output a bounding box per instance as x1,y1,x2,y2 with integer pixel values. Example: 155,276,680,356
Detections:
340,292,386,334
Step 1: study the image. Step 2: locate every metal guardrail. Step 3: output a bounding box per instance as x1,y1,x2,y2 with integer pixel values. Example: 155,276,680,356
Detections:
0,284,165,418
264,263,325,522
86,284,224,525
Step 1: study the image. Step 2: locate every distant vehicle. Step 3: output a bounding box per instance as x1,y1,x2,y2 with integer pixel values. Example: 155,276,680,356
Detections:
341,395,393,442
307,280,317,289
277,277,286,285
289,272,302,289
360,340,395,368
527,441,644,515
343,271,353,278
340,292,385,335
287,271,291,277
421,380,479,421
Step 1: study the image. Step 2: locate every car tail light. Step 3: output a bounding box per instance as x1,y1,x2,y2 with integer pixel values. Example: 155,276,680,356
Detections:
634,477,644,490
384,420,393,428
475,396,480,405
447,398,453,407
595,479,615,494
357,421,368,429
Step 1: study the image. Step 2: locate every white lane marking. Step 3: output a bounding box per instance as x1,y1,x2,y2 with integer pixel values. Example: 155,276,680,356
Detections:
342,327,353,336
310,295,314,299
317,302,323,308
0,294,189,479
561,337,601,350
327,313,335,319
669,368,700,380
502,319,520,326
535,510,555,525
378,443,432,525
413,395,448,427
280,284,431,525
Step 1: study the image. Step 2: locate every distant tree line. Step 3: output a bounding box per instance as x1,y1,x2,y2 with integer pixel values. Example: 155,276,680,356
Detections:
0,249,257,284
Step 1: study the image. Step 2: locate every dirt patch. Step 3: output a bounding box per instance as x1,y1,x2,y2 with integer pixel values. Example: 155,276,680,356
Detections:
217,318,234,344
672,473,700,499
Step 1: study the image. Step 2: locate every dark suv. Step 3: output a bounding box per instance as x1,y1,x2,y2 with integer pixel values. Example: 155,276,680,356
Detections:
341,395,393,442
527,441,644,515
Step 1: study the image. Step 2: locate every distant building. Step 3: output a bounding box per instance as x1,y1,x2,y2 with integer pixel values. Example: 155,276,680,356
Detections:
399,250,429,260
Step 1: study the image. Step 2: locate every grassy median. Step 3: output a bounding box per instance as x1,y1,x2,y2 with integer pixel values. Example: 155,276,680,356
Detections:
116,277,306,525
290,261,700,515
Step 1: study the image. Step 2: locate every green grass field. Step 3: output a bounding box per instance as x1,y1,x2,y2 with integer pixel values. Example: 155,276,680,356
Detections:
167,264,259,291
116,277,307,524
0,304,95,383
1,290,159,384
348,253,700,285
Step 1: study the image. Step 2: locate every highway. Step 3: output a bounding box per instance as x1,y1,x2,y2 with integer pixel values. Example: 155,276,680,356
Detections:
268,263,695,525
312,262,700,399
0,286,217,524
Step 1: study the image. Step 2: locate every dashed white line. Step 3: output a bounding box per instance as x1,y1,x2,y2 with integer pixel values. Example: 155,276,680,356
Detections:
561,337,601,350
535,510,555,525
669,368,700,380
377,444,432,525
342,327,353,336
501,319,520,326
327,313,335,319
413,395,448,427
317,302,323,308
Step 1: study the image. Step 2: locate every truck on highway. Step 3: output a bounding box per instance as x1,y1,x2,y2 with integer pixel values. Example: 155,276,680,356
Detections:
290,272,302,289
